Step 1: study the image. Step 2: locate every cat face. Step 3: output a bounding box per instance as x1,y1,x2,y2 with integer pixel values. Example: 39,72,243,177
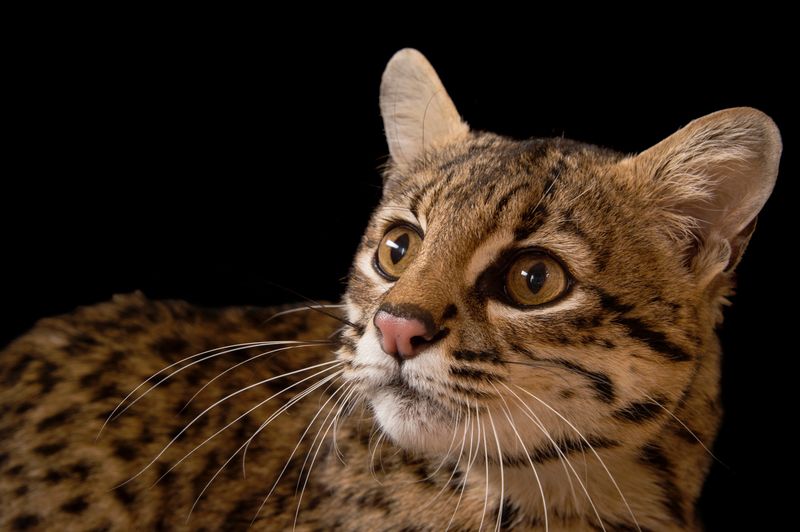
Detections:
337,49,780,460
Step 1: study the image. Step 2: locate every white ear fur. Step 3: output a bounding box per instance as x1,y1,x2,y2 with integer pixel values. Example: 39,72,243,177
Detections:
380,49,469,167
629,107,781,271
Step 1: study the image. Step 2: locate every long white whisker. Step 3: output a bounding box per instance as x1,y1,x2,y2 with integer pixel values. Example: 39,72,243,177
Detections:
119,360,343,487
501,382,597,532
486,408,504,532
186,371,343,521
182,342,325,412
251,382,353,526
98,341,295,438
241,373,344,478
264,304,346,323
421,407,469,510
515,385,641,531
478,406,489,532
446,404,475,532
642,392,722,464
292,400,342,530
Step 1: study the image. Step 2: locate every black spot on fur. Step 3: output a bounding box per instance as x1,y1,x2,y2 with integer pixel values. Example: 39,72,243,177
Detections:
0,452,8,467
44,469,64,483
113,440,138,461
14,485,28,497
150,336,190,358
11,514,40,530
7,464,23,476
616,317,692,362
113,485,137,506
69,461,92,481
61,495,89,514
15,402,34,414
613,401,662,423
38,361,60,394
92,383,122,401
36,406,78,432
3,354,33,386
33,442,67,456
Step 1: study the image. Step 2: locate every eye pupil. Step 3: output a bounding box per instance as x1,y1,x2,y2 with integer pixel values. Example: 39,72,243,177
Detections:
525,262,548,294
388,233,410,264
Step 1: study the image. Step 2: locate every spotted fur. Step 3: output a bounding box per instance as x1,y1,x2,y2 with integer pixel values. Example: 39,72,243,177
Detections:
0,49,781,530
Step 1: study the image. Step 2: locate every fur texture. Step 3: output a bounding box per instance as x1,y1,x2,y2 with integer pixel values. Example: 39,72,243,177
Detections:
0,49,781,530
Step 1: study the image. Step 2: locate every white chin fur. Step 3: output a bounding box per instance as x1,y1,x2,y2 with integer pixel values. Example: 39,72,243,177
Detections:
370,388,456,454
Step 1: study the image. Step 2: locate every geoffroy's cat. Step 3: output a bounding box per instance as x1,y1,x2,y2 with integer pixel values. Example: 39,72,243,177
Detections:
0,49,782,531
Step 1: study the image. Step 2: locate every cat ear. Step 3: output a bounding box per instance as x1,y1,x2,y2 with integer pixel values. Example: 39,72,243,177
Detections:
380,49,469,167
628,107,781,274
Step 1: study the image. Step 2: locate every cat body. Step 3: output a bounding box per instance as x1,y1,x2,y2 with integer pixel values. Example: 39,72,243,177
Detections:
0,49,781,531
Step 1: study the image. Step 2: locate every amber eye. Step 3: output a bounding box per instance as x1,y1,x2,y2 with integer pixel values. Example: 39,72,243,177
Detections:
375,225,423,280
505,252,569,306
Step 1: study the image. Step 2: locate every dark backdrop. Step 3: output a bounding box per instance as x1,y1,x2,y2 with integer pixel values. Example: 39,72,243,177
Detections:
4,21,794,530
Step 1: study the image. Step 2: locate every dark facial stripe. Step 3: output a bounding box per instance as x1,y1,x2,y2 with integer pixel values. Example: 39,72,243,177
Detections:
493,183,528,218
613,401,662,423
449,366,494,381
500,435,618,466
452,350,503,364
639,443,687,526
615,317,692,362
513,203,549,241
597,290,635,315
548,358,615,403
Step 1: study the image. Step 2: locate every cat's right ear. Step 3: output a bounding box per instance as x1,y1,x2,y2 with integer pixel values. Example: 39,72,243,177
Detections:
625,107,781,281
380,49,469,168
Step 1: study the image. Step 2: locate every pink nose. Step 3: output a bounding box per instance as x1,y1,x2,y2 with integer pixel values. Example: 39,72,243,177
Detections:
373,310,432,360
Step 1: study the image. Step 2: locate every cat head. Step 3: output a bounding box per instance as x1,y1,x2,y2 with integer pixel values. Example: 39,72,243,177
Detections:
338,49,781,458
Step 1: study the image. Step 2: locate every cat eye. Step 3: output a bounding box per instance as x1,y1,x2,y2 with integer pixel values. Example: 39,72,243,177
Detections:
504,252,570,307
374,225,423,280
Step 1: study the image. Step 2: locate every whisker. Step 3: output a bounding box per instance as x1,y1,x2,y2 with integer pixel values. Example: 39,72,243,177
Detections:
262,281,359,329
486,408,504,532
445,404,475,532
180,342,328,412
515,385,641,532
478,406,489,532
186,371,343,521
98,341,291,438
251,381,353,524
241,374,344,477
118,360,343,488
641,392,724,465
263,304,346,324
292,397,344,530
419,408,469,510
500,382,599,532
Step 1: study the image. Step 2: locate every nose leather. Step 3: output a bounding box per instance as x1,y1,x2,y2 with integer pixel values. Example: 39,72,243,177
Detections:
373,310,431,360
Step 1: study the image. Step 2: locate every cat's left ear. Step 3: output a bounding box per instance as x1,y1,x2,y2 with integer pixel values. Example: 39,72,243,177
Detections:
626,107,781,275
380,49,469,168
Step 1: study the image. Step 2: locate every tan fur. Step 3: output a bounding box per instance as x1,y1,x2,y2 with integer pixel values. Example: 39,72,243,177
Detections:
0,50,781,530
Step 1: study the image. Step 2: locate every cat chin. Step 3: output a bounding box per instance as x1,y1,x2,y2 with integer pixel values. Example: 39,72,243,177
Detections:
369,388,456,454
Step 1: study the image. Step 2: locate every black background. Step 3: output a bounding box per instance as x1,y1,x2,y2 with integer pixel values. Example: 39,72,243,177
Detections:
4,18,795,530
